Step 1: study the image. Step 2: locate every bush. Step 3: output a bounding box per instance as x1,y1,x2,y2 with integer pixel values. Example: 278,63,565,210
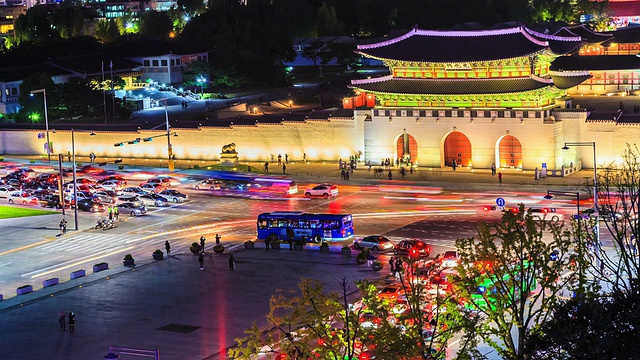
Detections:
194,164,200,169
0,156,4,161
213,244,225,253
360,248,371,257
190,242,201,253
342,245,351,251
118,165,124,170
29,159,36,163
123,254,133,260
153,249,163,255
320,242,329,248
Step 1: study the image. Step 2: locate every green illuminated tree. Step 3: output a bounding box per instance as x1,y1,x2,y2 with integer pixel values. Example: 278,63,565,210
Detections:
182,60,211,87
14,6,59,43
51,2,86,39
450,205,590,360
94,19,120,43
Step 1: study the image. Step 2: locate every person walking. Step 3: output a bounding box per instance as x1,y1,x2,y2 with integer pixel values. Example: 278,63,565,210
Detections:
389,256,396,276
277,154,282,165
59,219,65,235
114,206,119,221
345,170,350,180
452,159,457,171
62,219,67,235
200,235,206,252
264,161,269,172
89,152,95,163
228,254,235,271
388,170,392,180
165,241,171,256
491,162,497,176
198,252,204,270
215,233,221,245
400,167,406,178
303,153,307,162
282,163,287,175
285,154,289,163
58,310,66,331
498,172,503,184
68,312,75,333
265,237,271,251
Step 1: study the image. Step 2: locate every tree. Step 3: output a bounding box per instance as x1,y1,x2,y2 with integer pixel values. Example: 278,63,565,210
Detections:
14,6,59,43
182,60,211,87
139,11,172,39
315,2,343,36
229,278,374,360
524,291,640,360
211,67,242,94
450,205,587,360
591,144,640,294
177,0,206,16
51,2,85,39
17,73,58,123
301,41,327,67
94,19,120,43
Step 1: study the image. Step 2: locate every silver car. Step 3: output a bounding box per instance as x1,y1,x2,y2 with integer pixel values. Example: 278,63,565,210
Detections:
116,202,147,216
158,189,188,203
138,193,169,207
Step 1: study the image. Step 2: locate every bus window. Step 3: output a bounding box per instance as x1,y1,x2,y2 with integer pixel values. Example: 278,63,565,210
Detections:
322,220,339,229
258,219,267,229
310,219,320,229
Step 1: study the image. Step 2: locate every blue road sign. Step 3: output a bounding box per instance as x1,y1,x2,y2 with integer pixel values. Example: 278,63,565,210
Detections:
496,197,506,207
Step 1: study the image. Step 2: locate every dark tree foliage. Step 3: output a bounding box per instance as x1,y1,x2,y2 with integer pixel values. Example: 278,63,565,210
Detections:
177,0,206,16
51,1,86,38
524,291,640,360
0,37,102,66
138,11,172,39
182,60,212,87
14,6,59,43
94,19,120,44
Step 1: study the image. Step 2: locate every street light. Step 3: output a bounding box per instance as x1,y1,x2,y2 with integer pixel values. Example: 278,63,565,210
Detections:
563,142,599,247
196,76,206,95
66,129,97,231
30,89,50,165
162,98,175,172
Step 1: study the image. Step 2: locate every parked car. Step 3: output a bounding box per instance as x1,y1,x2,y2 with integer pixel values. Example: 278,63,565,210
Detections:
304,183,338,199
7,192,39,205
118,187,149,196
158,189,188,203
353,235,394,251
441,251,459,268
0,185,16,198
140,177,171,187
98,176,127,187
94,190,117,204
65,190,95,202
98,180,124,191
394,239,431,258
116,202,147,216
39,194,71,209
138,193,169,207
76,198,105,213
140,183,165,193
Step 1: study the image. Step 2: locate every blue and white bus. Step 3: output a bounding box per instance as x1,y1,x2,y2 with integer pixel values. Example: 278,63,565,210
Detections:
257,212,354,243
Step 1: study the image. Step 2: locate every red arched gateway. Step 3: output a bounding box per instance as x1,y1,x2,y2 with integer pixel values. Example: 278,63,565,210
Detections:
396,133,418,163
443,131,472,167
499,135,522,168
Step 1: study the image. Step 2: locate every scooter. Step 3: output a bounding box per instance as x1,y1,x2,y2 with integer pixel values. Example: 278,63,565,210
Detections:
103,217,115,231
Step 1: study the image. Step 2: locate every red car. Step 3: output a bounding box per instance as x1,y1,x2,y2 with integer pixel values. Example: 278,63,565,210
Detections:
394,239,431,258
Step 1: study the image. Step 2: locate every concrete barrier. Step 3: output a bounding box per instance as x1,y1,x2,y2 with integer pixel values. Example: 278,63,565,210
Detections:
70,269,86,279
93,263,109,273
16,285,33,296
43,278,59,288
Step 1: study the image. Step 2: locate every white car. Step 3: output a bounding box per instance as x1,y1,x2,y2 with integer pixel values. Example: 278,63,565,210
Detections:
138,193,169,207
99,180,123,191
0,185,16,199
140,183,165,193
118,187,149,196
7,192,39,205
304,184,338,199
158,189,188,203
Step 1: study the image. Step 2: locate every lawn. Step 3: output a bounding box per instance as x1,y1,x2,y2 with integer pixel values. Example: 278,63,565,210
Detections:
0,205,58,219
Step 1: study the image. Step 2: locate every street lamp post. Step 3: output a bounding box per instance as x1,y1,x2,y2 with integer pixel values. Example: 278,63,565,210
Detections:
30,89,50,165
563,142,599,248
196,76,206,95
163,99,175,172
71,129,78,231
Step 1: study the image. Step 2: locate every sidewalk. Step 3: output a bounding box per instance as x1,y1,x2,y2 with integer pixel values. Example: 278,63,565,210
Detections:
0,247,383,360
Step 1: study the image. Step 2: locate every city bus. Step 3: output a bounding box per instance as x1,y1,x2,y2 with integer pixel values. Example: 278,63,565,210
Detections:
195,171,297,196
257,212,354,243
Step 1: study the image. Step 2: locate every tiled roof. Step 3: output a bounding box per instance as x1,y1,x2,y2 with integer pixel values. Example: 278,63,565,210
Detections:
356,26,582,63
550,55,640,71
586,111,622,122
0,63,72,83
350,76,553,95
563,25,613,44
550,73,592,89
605,27,640,44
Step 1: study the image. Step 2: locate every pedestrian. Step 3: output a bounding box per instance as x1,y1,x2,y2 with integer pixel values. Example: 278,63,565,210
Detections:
228,254,235,271
264,161,269,172
67,151,72,162
303,153,307,162
409,165,414,174
395,257,403,274
388,170,392,180
498,172,503,184
345,170,350,180
396,158,400,167
265,237,271,251
491,162,496,176
200,235,206,252
400,167,406,178
114,206,119,221
339,158,343,170
452,159,457,171
165,240,171,256
68,312,75,333
285,154,289,163
58,310,66,331
389,256,396,276
340,168,345,179
198,252,204,270
277,154,282,165
270,154,274,162
215,233,221,245
282,163,287,175
62,219,67,234
89,152,96,163
59,219,65,234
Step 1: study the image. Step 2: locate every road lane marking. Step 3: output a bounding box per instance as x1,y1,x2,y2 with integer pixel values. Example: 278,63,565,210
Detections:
0,261,13,267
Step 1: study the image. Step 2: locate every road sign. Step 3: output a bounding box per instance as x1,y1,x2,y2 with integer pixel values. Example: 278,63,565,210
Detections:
496,197,506,207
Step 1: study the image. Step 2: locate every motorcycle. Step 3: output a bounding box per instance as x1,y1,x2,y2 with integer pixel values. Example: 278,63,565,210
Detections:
95,217,106,229
103,217,115,231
